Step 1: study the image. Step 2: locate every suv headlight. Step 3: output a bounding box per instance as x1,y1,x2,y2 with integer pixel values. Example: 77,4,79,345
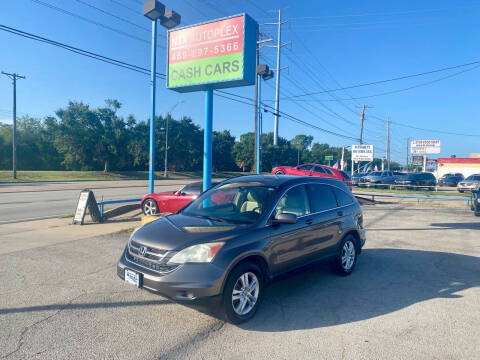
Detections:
168,242,224,264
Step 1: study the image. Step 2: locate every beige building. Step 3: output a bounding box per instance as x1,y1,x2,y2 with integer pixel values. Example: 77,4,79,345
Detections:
436,157,480,178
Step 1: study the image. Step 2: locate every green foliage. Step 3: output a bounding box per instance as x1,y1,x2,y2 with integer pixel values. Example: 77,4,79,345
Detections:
0,98,400,173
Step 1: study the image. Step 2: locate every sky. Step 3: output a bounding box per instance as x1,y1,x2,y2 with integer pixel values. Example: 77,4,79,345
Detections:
1,0,480,164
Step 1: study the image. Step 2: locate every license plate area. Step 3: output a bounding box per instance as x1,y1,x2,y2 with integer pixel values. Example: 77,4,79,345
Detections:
125,269,141,287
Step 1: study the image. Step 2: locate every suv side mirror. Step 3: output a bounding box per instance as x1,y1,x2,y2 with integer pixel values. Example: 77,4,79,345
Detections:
272,213,297,225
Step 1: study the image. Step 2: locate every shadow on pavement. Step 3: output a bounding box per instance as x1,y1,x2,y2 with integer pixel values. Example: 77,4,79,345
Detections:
240,248,480,332
430,222,480,230
0,299,170,315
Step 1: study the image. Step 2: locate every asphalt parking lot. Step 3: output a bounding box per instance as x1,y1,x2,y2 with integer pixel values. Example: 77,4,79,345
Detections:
1,203,479,359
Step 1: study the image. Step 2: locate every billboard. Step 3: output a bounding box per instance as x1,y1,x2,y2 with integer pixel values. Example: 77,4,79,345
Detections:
167,14,257,92
352,144,374,161
412,155,423,165
411,140,441,154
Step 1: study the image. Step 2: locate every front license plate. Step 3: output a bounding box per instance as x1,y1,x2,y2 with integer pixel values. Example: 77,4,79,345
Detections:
125,269,140,287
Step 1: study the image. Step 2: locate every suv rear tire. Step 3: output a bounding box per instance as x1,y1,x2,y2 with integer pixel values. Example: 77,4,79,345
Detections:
222,261,264,324
332,235,358,276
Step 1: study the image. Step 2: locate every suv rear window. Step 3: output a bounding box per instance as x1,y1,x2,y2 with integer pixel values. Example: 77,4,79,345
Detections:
307,184,338,212
332,186,354,206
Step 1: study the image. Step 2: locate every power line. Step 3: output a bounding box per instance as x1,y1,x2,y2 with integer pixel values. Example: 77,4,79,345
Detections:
0,23,358,143
286,5,480,20
279,59,480,99
288,64,480,102
74,0,165,38
0,24,166,79
369,115,480,137
215,90,359,141
109,0,140,15
28,0,164,47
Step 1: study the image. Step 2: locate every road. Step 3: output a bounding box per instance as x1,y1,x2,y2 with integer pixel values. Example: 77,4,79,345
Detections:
0,180,195,224
1,203,479,359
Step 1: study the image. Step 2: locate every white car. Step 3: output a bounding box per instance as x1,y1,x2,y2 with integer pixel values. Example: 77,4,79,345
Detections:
457,174,480,193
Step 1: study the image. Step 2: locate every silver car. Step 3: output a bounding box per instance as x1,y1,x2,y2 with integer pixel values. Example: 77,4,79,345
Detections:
457,174,480,193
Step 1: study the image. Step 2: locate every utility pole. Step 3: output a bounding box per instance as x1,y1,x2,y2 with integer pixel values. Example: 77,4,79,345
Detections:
2,71,25,180
356,105,373,145
164,100,184,178
265,9,290,146
406,138,409,172
386,118,391,170
254,27,260,173
340,146,345,171
253,32,273,173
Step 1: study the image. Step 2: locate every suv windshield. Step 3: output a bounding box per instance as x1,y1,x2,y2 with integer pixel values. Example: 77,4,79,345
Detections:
182,182,277,224
465,175,480,181
369,172,381,176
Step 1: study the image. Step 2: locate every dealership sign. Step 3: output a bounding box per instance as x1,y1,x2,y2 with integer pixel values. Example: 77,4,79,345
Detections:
167,14,257,92
352,144,374,161
411,140,441,154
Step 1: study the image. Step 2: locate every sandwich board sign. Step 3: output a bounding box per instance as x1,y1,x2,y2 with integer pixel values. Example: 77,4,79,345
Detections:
73,189,102,225
352,145,374,162
167,14,257,92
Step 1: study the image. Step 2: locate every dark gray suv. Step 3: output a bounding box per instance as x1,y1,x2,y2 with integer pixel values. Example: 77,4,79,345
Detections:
117,175,366,323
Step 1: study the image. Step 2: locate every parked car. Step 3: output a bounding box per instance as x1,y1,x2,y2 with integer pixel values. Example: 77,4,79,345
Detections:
351,172,365,186
394,172,437,190
140,181,219,215
457,174,480,193
360,171,396,187
271,163,352,188
118,175,366,323
438,173,464,187
471,187,480,216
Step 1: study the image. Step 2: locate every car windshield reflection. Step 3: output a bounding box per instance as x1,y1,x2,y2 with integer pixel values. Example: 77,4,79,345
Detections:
182,182,277,224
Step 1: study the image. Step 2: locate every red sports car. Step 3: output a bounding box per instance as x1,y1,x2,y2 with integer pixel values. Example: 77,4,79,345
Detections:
141,181,219,215
271,163,352,188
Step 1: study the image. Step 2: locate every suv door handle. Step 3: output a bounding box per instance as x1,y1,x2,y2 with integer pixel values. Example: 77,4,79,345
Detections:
305,218,313,225
337,211,343,216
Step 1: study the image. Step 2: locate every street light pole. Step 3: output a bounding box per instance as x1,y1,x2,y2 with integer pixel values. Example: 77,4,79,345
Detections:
143,0,180,193
148,18,158,194
164,100,183,178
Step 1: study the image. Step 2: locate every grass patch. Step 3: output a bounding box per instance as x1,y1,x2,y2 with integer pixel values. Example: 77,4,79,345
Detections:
0,170,245,183
353,186,470,198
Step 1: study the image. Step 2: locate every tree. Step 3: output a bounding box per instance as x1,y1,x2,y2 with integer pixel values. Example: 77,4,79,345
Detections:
291,134,313,165
213,130,237,171
53,101,103,170
232,132,254,172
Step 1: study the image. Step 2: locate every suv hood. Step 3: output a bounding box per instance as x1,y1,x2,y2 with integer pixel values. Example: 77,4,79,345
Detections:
130,214,246,251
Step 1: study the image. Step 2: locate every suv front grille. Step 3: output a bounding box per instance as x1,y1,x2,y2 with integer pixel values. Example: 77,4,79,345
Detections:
125,250,179,273
126,242,179,274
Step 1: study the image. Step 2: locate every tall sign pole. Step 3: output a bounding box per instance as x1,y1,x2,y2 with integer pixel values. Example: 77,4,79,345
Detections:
2,71,25,180
203,88,213,191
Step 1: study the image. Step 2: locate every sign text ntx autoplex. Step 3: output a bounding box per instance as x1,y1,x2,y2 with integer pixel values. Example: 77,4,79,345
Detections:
167,14,256,92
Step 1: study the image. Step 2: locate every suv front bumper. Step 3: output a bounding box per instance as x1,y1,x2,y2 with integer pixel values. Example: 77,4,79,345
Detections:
117,248,225,305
